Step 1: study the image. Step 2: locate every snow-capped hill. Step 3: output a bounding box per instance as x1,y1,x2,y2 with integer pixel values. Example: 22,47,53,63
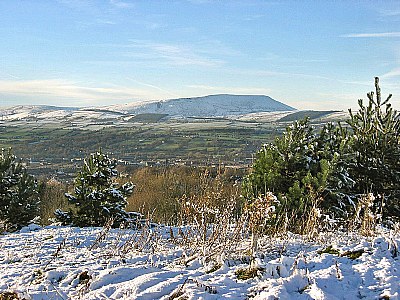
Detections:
0,105,125,122
113,94,295,117
0,94,295,123
100,99,156,113
0,105,79,121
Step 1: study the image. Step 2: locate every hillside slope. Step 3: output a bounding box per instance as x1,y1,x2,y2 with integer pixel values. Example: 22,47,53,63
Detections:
0,225,398,300
1,94,295,121
113,94,295,117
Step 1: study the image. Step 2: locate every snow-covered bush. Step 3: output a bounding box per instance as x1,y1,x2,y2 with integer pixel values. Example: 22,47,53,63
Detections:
244,77,400,233
55,150,135,228
347,77,400,223
243,119,349,234
0,148,40,231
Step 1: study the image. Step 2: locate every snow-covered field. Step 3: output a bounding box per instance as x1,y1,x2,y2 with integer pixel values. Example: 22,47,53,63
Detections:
0,225,399,299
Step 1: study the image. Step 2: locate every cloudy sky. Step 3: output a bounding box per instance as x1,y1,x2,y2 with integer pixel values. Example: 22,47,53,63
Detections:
0,0,399,110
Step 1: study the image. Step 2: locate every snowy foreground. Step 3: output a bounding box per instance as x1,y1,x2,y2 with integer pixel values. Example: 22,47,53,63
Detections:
0,225,399,299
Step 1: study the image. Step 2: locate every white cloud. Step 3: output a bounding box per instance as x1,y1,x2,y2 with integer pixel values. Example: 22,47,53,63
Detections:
381,68,400,79
97,39,238,67
379,9,400,17
341,32,400,38
109,0,134,9
125,40,225,67
0,72,20,80
232,68,334,81
96,19,116,25
0,79,164,105
192,39,242,57
126,77,179,98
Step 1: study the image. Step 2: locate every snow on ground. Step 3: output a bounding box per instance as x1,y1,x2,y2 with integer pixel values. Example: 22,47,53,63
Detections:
0,225,399,299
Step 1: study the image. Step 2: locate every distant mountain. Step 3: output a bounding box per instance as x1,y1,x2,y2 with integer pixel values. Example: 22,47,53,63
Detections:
0,105,78,121
0,94,295,123
109,94,295,117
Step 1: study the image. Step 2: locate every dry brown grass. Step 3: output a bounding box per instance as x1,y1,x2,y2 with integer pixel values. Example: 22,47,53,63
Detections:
125,166,244,225
39,178,72,225
352,193,378,236
0,291,25,300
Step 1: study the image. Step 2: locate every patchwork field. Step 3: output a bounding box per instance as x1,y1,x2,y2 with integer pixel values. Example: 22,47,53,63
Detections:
0,109,345,180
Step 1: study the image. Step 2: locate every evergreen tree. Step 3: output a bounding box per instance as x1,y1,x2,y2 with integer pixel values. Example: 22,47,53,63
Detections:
244,77,400,231
243,118,349,233
55,150,134,227
314,122,355,220
0,148,39,230
347,77,400,222
244,118,315,199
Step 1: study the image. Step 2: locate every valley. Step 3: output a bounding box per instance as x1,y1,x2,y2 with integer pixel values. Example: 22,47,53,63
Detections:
0,115,345,181
0,95,346,180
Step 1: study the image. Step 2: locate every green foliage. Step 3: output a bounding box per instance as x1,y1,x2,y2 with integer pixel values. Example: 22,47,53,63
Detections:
55,150,134,227
245,77,399,232
347,77,400,221
235,267,264,280
341,249,364,260
1,123,277,179
317,245,340,255
245,118,313,196
129,113,169,123
243,118,347,233
0,148,39,230
317,246,364,259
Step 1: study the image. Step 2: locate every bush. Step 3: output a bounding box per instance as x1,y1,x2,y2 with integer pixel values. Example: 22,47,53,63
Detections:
38,178,70,226
126,166,243,225
243,118,349,234
347,77,400,223
55,150,135,227
0,148,39,231
244,77,400,233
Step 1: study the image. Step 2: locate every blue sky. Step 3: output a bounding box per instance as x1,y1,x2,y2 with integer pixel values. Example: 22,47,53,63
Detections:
0,0,399,110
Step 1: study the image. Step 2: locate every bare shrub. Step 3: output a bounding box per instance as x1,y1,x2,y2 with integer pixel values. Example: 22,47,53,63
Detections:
352,193,378,236
39,178,71,225
125,166,244,225
245,192,277,256
173,170,246,265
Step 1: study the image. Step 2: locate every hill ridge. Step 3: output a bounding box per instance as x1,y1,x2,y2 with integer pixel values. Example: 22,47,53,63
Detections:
111,94,295,117
0,94,295,120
